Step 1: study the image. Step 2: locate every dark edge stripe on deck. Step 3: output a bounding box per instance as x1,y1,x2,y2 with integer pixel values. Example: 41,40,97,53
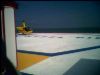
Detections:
17,45,100,57
17,50,52,56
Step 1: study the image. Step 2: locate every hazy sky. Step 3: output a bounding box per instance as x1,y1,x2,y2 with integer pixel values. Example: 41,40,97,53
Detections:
15,1,100,28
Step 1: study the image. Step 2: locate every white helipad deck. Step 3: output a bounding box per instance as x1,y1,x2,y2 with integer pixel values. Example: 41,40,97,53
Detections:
16,33,100,75
17,33,100,53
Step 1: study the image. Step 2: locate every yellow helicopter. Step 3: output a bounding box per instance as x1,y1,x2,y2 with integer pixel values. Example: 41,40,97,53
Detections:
16,21,33,35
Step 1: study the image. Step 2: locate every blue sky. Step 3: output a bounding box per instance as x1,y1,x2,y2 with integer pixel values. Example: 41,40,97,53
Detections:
15,1,100,29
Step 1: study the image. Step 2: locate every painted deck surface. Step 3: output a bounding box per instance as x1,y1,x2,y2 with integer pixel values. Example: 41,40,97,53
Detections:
16,33,100,75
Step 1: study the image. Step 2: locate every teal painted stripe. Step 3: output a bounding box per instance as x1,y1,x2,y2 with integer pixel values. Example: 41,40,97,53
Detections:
17,45,100,56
